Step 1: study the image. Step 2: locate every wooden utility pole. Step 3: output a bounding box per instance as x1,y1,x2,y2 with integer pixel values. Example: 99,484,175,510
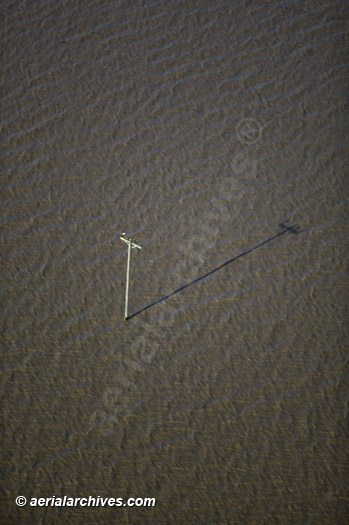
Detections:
120,235,142,320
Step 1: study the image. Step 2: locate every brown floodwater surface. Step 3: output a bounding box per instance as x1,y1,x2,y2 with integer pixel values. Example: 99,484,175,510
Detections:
1,0,347,523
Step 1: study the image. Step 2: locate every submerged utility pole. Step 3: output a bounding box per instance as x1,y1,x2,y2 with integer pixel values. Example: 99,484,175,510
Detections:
120,234,142,320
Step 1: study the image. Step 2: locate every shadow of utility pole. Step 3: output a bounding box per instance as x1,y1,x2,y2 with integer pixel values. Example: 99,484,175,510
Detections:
127,222,302,320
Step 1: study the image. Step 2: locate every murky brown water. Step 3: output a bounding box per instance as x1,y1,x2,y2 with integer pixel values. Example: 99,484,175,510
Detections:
1,1,348,523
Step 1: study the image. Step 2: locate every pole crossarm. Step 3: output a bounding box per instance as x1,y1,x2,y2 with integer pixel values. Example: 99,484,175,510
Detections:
120,236,142,250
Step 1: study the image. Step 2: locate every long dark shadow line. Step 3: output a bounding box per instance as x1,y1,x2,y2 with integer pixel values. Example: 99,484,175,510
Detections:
127,223,301,320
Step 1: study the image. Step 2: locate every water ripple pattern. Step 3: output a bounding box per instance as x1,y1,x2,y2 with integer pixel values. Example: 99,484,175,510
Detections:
1,0,347,523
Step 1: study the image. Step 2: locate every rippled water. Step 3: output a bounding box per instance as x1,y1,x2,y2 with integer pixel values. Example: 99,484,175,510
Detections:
1,0,348,523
